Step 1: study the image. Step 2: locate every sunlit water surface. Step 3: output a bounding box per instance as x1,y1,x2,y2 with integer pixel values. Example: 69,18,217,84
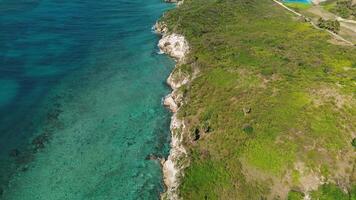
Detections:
0,0,174,199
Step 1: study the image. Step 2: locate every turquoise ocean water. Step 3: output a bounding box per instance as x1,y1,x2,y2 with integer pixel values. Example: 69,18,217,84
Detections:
283,0,311,3
0,0,174,199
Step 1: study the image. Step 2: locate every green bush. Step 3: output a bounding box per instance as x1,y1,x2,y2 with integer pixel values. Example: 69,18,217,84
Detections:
287,190,304,200
336,0,352,18
311,184,349,200
329,0,356,18
317,18,340,33
352,138,356,147
242,124,253,134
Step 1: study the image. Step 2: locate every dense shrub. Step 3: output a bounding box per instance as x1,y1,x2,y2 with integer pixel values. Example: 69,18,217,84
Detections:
311,184,349,200
287,190,304,200
331,0,356,18
317,18,340,33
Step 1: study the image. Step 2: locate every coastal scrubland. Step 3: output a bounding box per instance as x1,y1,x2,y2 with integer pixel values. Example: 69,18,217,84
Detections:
321,0,356,19
285,0,356,44
161,0,356,199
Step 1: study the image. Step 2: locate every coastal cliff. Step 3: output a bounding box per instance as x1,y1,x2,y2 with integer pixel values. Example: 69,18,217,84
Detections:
155,20,190,200
156,0,356,199
164,0,184,5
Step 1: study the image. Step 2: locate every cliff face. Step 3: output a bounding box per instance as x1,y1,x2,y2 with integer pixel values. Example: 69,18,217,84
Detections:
164,0,183,3
155,20,190,200
164,0,184,7
158,34,189,63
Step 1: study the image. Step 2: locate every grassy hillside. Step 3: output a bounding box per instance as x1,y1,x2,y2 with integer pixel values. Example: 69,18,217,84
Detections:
162,0,356,199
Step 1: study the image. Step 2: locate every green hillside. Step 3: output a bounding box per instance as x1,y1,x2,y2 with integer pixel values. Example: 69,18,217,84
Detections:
161,0,356,199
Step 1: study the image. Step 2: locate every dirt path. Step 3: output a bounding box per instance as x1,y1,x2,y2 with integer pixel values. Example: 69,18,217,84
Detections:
272,0,355,45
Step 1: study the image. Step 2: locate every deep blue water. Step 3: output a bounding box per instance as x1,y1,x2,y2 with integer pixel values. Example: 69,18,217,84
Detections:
0,0,174,199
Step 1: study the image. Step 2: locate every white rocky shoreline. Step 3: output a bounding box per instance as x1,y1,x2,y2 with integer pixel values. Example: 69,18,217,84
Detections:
154,10,189,200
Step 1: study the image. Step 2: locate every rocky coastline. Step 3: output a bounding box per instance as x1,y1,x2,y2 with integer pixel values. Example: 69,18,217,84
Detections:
154,13,189,200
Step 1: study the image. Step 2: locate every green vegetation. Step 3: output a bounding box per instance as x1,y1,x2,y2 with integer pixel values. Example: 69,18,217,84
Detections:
322,0,356,19
351,185,356,200
242,124,253,134
285,2,312,11
311,184,349,200
162,0,356,199
317,18,340,33
287,190,304,200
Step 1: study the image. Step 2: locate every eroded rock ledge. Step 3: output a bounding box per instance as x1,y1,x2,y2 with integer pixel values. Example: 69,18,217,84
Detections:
164,0,184,6
155,20,190,200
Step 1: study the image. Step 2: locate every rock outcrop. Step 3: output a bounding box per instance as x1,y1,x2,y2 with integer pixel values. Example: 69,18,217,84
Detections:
157,32,189,62
165,0,184,5
155,20,190,200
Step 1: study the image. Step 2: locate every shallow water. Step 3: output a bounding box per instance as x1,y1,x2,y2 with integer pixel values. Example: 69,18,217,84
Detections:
283,0,311,3
0,0,174,199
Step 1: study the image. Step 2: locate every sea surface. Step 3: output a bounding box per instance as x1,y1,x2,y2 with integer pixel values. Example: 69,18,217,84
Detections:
0,0,174,199
283,0,311,3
